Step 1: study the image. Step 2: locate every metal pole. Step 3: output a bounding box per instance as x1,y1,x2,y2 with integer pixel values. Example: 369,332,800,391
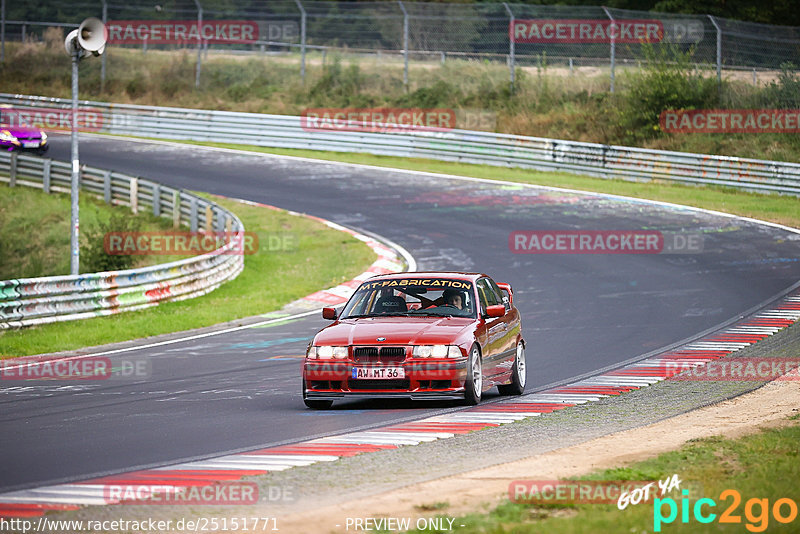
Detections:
194,0,202,89
708,15,722,92
602,7,615,93
503,3,515,91
101,0,107,92
1,0,5,64
294,0,306,83
70,50,81,274
398,1,408,88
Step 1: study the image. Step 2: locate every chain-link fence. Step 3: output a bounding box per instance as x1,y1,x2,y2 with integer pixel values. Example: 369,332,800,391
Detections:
2,1,799,91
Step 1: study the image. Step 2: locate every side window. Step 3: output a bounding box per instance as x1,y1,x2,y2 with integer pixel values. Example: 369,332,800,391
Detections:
488,279,510,310
477,278,500,312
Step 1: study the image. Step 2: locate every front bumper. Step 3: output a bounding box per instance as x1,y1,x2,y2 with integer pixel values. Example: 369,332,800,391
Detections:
303,358,468,400
305,390,466,401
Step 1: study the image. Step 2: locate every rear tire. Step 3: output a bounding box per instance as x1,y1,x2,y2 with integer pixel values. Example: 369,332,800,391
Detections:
302,378,333,409
463,344,483,405
498,342,526,396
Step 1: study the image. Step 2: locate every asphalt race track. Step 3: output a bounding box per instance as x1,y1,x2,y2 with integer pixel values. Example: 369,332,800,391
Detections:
2,134,799,492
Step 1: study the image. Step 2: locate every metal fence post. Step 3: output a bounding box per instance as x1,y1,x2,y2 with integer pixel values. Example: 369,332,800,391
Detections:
193,0,203,89
1,0,5,64
204,204,213,232
503,3,515,92
152,182,161,216
129,177,138,214
602,7,615,93
101,0,107,92
708,15,722,93
294,0,307,83
103,170,111,203
398,1,408,89
172,190,181,229
190,197,198,232
9,151,16,186
43,159,51,193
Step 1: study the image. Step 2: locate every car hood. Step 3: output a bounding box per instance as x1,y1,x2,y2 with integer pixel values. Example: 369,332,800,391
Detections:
314,316,475,346
1,125,42,136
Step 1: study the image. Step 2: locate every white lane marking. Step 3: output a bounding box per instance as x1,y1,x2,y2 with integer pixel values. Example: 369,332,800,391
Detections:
314,437,427,445
327,431,443,442
0,485,112,505
428,414,530,422
236,454,340,462
684,342,751,350
516,395,591,404
726,327,780,334
573,381,657,389
183,456,321,467
345,430,455,441
755,311,800,319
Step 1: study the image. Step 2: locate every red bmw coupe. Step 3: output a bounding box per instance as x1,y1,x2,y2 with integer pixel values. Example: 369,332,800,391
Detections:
302,272,525,409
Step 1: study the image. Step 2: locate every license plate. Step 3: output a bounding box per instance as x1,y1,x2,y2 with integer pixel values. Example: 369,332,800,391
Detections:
352,367,405,379
22,141,40,148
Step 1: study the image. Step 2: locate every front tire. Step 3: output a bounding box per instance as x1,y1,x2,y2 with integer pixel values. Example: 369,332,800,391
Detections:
498,341,526,396
302,378,333,409
464,344,483,405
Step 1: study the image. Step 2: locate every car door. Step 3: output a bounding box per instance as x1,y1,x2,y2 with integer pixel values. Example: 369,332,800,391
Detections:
486,277,519,378
476,278,507,384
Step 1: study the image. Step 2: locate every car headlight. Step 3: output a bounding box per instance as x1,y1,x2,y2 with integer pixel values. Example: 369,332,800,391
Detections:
309,345,348,360
40,131,48,143
413,345,462,358
0,130,17,142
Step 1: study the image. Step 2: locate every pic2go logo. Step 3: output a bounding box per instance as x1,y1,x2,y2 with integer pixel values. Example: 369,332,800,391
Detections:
654,489,798,532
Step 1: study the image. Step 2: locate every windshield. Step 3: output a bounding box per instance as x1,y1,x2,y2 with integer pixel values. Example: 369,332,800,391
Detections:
340,278,476,319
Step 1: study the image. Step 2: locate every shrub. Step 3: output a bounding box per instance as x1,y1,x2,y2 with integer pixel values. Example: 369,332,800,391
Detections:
759,62,800,108
618,44,718,142
81,208,141,273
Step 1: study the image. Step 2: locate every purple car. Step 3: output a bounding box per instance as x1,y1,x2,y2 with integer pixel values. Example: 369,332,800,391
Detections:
0,124,48,154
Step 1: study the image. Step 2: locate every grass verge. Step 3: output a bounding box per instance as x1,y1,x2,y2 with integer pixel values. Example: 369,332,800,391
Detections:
409,418,800,533
181,141,800,229
0,193,376,357
0,185,178,279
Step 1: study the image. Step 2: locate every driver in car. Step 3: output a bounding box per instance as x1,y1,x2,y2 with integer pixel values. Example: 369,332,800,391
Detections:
443,288,465,310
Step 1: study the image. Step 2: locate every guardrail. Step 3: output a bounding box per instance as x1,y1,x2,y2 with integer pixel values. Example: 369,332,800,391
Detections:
0,151,245,329
2,93,798,195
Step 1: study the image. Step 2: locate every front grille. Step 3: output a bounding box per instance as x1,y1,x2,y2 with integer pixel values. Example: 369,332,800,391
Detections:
349,379,410,390
353,347,379,360
379,347,405,358
353,346,407,363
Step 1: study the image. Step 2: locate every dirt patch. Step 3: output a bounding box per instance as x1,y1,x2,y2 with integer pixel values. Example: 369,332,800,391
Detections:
273,379,800,533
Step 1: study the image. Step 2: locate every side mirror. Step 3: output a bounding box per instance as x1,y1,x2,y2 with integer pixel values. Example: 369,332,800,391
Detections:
497,282,513,305
485,304,506,318
322,307,338,320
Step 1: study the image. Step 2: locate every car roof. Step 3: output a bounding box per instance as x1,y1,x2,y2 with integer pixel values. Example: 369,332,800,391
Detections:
364,271,488,283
